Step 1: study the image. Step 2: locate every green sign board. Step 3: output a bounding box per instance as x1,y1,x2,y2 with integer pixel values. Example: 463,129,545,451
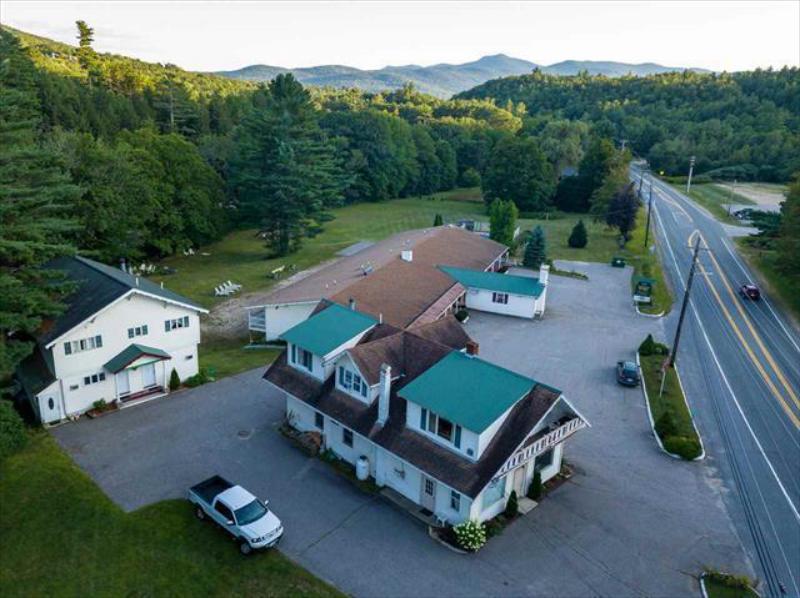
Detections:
633,276,655,303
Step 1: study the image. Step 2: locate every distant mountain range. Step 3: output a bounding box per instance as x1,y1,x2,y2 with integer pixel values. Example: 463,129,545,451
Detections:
214,54,709,97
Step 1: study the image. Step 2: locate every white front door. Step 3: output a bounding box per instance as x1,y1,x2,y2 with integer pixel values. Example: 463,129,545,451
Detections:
141,363,156,388
512,465,527,497
116,370,130,396
420,475,437,511
39,394,62,424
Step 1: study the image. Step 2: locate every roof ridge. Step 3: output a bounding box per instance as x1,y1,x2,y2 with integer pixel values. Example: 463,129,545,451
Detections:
73,255,133,288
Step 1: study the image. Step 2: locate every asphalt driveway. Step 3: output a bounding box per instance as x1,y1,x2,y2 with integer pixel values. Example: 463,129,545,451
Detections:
52,261,750,597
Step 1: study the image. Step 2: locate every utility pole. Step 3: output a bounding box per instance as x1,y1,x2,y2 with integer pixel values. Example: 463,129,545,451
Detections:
670,236,702,367
727,179,738,216
686,155,696,194
644,182,654,248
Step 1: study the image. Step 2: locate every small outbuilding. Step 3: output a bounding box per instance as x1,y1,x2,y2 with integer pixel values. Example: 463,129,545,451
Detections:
439,264,549,319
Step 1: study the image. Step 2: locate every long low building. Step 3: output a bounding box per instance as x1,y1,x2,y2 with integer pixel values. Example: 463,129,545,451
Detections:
247,226,510,340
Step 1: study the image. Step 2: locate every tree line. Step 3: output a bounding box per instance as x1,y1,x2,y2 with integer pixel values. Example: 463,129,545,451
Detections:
458,68,800,182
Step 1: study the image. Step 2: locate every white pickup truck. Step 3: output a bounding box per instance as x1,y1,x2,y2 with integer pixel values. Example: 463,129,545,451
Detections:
188,475,284,554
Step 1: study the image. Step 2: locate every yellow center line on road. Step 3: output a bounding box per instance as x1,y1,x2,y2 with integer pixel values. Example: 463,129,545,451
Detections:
655,186,693,220
688,231,800,427
701,232,800,411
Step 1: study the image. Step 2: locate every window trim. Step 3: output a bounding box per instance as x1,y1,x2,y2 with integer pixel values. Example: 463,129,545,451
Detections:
491,292,509,305
450,490,461,512
314,411,324,430
342,428,354,447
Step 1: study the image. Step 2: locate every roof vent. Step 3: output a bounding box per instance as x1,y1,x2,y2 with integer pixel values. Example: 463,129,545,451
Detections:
401,250,413,262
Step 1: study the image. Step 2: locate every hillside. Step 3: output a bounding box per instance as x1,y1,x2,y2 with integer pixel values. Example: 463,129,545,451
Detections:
215,54,704,97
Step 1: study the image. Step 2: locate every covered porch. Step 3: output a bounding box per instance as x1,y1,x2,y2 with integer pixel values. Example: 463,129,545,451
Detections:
103,343,172,403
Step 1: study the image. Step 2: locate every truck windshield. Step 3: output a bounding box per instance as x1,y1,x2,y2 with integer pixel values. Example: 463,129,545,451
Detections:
235,499,268,526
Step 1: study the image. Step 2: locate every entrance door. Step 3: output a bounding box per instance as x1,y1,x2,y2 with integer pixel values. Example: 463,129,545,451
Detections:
116,370,130,396
420,475,437,511
512,465,527,497
141,363,157,388
40,394,62,424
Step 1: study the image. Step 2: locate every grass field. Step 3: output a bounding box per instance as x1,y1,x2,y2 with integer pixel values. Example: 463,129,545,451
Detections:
736,240,800,322
670,183,756,224
154,187,660,308
0,433,340,597
200,339,280,379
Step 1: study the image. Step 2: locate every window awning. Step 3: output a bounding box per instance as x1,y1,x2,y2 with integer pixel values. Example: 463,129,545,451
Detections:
103,344,171,373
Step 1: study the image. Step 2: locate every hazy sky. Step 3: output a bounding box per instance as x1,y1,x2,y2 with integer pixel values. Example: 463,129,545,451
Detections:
3,1,799,72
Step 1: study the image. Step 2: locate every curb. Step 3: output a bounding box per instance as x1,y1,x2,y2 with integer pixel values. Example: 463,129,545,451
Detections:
636,353,705,461
427,526,469,555
634,302,664,318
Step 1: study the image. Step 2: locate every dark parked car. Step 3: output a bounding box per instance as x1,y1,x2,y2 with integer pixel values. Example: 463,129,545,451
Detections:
616,361,640,387
739,283,761,301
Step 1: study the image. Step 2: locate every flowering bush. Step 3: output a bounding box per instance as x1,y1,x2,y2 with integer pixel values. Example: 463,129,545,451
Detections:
453,520,487,552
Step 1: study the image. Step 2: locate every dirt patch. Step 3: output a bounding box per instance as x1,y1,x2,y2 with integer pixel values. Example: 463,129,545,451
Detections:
714,183,786,209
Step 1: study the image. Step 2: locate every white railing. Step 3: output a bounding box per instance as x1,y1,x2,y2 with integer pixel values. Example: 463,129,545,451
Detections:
248,308,266,332
496,418,585,478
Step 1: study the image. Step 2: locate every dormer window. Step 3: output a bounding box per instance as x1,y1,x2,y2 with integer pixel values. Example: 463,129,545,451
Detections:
420,407,462,449
338,366,368,399
290,344,313,371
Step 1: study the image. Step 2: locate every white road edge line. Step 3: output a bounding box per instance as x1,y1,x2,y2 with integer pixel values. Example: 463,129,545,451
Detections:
654,200,800,523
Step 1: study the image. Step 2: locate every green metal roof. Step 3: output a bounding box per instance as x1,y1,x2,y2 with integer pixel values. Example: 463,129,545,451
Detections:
281,303,377,357
104,344,171,373
398,351,538,433
439,266,544,297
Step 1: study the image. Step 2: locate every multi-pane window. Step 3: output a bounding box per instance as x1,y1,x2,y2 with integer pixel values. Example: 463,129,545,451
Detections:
127,324,149,339
450,490,461,512
300,348,313,371
64,335,103,355
342,428,354,447
491,292,509,305
83,372,106,386
165,316,190,332
338,366,368,398
535,447,554,472
420,407,462,449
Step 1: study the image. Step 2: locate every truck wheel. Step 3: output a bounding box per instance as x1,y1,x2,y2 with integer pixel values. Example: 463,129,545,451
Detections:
194,506,205,520
239,540,253,556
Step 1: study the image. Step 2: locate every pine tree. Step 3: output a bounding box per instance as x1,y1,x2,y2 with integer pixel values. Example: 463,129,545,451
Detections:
75,21,102,87
776,176,799,277
504,490,519,518
568,219,588,248
169,368,181,391
232,75,346,256
524,225,547,268
433,213,443,226
527,470,543,501
0,31,79,381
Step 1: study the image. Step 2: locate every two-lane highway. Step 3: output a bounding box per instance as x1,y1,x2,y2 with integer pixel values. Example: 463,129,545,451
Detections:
631,167,800,597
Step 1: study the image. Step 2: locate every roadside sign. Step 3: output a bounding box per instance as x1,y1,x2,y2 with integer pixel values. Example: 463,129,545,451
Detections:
611,256,626,268
633,276,655,303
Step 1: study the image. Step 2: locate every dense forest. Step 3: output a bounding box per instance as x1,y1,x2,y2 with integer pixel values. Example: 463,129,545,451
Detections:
458,68,800,181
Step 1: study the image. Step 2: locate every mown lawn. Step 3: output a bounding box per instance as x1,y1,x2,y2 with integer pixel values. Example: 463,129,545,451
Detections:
0,433,341,597
704,578,759,598
200,337,280,379
670,182,755,224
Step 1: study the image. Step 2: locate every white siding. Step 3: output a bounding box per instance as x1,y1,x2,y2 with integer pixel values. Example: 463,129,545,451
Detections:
465,288,537,319
476,404,515,458
405,401,478,460
45,292,201,418
333,353,373,404
263,302,319,341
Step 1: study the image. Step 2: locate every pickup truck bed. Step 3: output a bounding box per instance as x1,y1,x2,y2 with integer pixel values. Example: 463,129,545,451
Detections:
190,475,233,505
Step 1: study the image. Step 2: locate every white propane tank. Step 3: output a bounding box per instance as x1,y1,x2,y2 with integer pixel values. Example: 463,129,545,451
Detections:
356,455,369,481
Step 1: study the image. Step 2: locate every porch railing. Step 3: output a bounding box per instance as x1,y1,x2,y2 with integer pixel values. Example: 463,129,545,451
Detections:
496,417,585,478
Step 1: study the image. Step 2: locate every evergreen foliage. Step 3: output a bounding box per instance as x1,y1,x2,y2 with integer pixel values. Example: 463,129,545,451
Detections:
488,199,518,247
567,219,588,248
777,177,800,277
0,401,27,460
169,368,181,391
433,213,443,227
504,490,519,518
524,226,547,268
527,470,543,501
605,183,639,240
0,30,79,381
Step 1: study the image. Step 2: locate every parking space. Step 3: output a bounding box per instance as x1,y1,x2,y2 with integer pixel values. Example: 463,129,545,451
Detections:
52,260,750,597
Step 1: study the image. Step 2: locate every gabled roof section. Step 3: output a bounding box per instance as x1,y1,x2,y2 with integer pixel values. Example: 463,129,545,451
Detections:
16,345,56,398
439,266,544,298
39,256,206,347
398,351,538,433
103,343,172,373
281,302,377,357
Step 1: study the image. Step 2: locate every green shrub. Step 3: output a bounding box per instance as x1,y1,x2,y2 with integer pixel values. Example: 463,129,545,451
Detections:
0,401,27,460
567,219,588,248
663,435,701,460
655,411,679,439
459,167,481,188
169,368,181,391
639,334,669,357
453,520,487,552
527,470,543,501
184,367,212,388
704,569,753,591
433,213,443,227
92,399,107,411
455,309,469,322
504,490,518,518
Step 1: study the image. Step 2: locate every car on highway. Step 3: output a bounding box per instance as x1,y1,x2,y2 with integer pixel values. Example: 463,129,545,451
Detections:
188,475,284,554
616,360,640,387
739,283,761,301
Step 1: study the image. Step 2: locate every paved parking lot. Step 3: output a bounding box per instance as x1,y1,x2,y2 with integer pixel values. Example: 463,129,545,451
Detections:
53,261,750,597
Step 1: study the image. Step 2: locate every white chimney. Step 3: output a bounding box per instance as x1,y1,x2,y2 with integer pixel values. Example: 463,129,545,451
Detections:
377,363,391,426
539,263,550,287
401,250,413,262
348,297,356,311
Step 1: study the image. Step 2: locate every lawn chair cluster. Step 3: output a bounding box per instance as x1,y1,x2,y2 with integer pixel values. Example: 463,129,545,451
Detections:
182,248,196,256
268,264,297,280
214,280,242,296
130,262,157,275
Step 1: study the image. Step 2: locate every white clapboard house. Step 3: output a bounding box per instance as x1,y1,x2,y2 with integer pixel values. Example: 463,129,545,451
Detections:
16,256,208,424
265,302,588,525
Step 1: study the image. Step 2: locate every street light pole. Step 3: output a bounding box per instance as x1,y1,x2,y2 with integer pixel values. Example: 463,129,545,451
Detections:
644,182,654,248
686,155,696,194
669,235,702,367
